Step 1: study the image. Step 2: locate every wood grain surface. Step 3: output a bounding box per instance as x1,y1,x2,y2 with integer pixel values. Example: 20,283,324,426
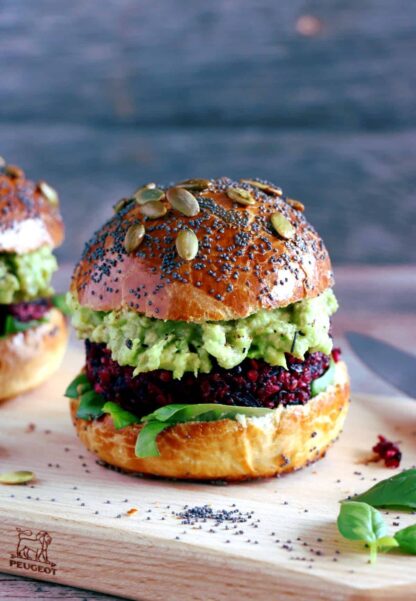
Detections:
0,348,415,601
1,0,415,128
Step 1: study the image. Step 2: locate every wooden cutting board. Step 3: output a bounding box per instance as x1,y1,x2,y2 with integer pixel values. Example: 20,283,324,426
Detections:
0,344,415,601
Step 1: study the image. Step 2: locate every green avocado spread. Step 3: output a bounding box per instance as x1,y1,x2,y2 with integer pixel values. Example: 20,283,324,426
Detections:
0,246,58,304
69,289,338,379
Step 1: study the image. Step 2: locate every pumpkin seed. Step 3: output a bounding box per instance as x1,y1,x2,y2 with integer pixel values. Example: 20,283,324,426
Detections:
176,178,211,192
226,186,256,206
37,180,59,206
286,198,305,212
140,201,167,219
240,179,282,196
0,470,35,485
113,197,131,213
176,228,198,260
6,165,24,179
271,212,296,239
166,187,200,216
124,223,145,253
133,186,164,205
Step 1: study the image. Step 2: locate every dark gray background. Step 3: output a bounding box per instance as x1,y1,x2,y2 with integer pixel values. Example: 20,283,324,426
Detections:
0,0,415,265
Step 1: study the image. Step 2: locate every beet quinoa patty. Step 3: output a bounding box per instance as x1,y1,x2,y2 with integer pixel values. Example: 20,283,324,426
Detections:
85,340,338,419
0,298,52,325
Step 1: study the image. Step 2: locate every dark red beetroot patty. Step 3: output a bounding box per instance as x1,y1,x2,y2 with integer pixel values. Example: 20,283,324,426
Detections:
0,298,52,329
85,341,339,419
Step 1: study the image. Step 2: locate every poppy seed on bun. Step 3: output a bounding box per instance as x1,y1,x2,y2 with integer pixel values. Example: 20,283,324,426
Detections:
71,178,333,322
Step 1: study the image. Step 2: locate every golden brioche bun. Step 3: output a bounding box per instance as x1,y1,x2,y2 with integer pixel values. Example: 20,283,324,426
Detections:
70,360,350,481
0,160,64,253
0,308,68,401
70,178,333,321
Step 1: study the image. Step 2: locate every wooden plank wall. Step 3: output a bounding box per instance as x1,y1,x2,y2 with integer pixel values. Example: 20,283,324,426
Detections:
0,0,415,265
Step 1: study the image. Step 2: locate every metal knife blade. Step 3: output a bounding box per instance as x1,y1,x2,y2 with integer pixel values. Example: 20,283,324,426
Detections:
346,332,416,398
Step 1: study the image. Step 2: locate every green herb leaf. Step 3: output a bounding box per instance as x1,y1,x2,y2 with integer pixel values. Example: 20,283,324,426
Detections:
352,469,416,510
51,293,72,316
142,403,272,425
136,403,272,458
65,373,90,399
337,501,388,563
311,360,336,397
102,402,140,429
135,422,170,457
338,501,387,543
0,315,46,338
76,390,105,420
395,524,416,554
143,404,191,423
376,536,399,552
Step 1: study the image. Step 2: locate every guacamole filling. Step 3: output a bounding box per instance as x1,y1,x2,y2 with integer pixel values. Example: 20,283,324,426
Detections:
69,288,338,379
0,247,57,304
0,247,68,337
67,288,340,457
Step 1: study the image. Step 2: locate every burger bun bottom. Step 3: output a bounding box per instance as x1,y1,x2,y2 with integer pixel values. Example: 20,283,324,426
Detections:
0,308,68,401
70,360,350,481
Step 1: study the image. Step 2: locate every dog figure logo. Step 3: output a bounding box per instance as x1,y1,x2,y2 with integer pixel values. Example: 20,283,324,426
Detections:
16,528,53,564
9,528,57,573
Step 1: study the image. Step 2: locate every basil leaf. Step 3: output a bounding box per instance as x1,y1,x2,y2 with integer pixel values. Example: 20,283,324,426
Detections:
176,403,272,422
395,524,416,554
142,403,272,424
352,469,416,510
102,402,139,429
76,390,105,420
338,501,387,543
376,536,399,552
135,422,170,458
337,501,389,563
194,410,236,422
65,373,90,399
137,402,272,458
311,360,336,397
143,404,192,423
51,293,71,316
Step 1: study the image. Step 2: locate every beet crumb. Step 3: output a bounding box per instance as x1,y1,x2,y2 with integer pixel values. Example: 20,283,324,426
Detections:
331,347,342,362
372,435,402,468
0,298,52,328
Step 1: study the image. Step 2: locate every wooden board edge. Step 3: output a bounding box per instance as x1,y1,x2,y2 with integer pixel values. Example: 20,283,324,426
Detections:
0,508,370,601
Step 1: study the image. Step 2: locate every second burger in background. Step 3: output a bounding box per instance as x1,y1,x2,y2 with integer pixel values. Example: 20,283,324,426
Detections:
0,157,68,400
66,176,349,481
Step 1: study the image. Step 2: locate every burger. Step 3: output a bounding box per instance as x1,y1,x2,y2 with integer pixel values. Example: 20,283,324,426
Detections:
0,157,68,400
66,177,350,481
